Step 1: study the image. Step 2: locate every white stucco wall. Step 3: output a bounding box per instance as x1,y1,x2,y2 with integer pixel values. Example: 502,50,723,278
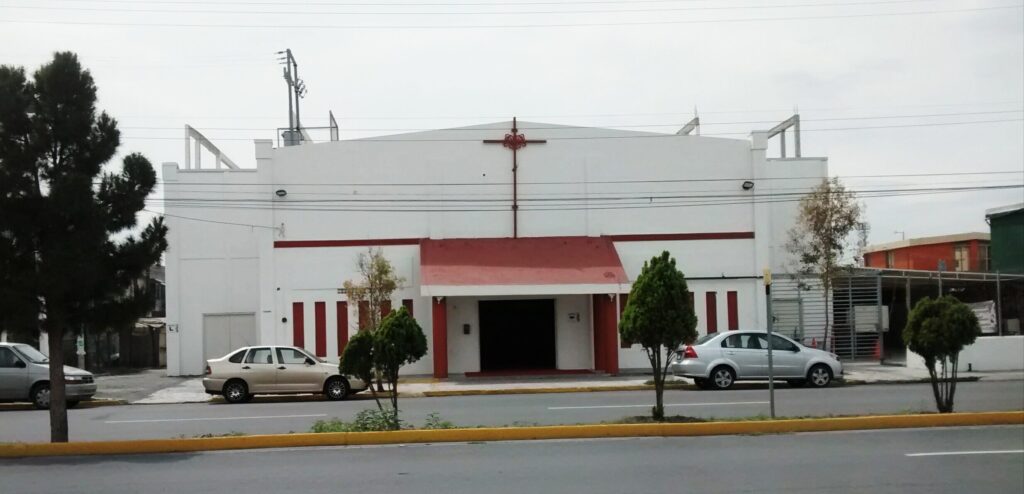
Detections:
907,336,1024,372
616,278,761,372
163,122,827,376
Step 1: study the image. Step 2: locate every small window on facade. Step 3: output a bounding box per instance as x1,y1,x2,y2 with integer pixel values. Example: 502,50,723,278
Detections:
954,244,969,272
979,244,990,272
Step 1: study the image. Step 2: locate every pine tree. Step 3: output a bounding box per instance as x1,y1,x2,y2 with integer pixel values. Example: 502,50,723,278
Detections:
0,53,167,442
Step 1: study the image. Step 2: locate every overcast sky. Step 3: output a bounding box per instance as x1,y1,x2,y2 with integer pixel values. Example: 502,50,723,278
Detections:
2,0,1022,245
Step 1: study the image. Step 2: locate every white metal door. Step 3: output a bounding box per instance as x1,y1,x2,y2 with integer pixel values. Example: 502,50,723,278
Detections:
203,313,257,362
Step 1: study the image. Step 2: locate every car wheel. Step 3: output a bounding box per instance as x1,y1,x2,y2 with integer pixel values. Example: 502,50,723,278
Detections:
710,366,736,390
808,364,833,388
787,379,807,388
324,377,349,401
31,383,50,410
222,380,249,404
66,400,80,408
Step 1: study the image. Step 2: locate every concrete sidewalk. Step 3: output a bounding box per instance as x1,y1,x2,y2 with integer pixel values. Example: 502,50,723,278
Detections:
121,364,1023,404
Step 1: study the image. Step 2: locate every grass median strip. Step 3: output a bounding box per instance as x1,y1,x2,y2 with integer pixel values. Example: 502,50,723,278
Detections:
1,411,1020,459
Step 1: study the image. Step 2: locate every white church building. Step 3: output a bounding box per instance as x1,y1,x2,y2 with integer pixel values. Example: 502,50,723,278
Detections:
162,118,826,377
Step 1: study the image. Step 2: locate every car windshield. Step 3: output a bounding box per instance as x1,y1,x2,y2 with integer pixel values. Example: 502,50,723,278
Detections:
12,344,48,364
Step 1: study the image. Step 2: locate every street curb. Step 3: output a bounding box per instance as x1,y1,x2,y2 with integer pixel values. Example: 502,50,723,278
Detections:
2,411,1020,458
0,399,127,412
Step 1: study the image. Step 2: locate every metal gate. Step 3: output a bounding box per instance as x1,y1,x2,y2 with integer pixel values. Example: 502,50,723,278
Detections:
772,272,883,361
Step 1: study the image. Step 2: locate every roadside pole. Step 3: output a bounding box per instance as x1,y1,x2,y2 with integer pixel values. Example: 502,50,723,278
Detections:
764,269,776,419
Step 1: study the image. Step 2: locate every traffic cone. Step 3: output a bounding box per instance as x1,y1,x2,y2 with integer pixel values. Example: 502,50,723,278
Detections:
872,339,881,359
810,337,818,349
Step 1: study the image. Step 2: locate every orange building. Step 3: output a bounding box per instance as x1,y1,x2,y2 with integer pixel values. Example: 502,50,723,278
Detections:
863,232,991,272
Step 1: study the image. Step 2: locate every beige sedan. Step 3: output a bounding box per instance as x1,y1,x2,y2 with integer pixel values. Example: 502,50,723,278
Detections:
203,346,368,404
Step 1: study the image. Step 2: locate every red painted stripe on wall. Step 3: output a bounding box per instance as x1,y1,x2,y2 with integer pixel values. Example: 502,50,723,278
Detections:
609,232,754,242
292,302,304,347
727,291,739,331
336,301,348,356
358,301,369,330
274,238,421,248
432,298,448,378
273,232,754,249
314,302,327,357
705,292,718,333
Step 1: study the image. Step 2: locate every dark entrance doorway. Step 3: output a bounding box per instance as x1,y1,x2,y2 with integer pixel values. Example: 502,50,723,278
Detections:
479,299,556,371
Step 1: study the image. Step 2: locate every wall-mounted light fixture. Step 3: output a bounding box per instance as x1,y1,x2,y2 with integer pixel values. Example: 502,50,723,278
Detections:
742,181,755,190
275,189,288,198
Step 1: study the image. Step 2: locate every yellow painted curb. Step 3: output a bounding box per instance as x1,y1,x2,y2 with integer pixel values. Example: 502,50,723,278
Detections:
2,411,1021,458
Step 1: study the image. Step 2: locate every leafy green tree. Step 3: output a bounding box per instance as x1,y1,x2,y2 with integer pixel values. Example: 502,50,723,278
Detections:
903,296,979,413
0,53,167,442
339,307,427,429
619,251,698,420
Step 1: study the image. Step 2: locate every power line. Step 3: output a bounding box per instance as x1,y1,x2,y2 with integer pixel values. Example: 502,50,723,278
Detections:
148,184,1023,204
119,109,1024,131
145,184,1022,229
156,178,1022,198
3,4,1019,30
151,184,1024,205
16,0,961,8
146,184,1024,215
152,170,1024,188
143,209,278,229
5,0,949,17
103,101,1024,121
118,117,1024,141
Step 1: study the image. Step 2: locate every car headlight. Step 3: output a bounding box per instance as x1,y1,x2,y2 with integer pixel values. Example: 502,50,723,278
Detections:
65,375,87,382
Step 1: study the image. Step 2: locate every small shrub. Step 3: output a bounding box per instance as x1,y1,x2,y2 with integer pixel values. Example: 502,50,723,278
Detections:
310,409,402,433
311,418,352,433
423,413,456,430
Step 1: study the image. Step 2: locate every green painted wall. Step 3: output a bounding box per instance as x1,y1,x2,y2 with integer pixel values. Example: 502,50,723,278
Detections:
990,208,1024,274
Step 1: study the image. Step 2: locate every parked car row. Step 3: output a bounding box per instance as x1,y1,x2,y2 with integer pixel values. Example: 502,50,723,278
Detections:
203,345,370,404
2,331,839,410
671,331,843,390
0,342,97,409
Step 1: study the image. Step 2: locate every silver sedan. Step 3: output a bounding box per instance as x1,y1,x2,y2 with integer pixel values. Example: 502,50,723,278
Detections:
671,331,843,390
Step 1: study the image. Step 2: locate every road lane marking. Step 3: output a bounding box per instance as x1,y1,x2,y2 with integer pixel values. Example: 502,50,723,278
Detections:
906,450,1024,457
105,413,327,424
547,401,768,410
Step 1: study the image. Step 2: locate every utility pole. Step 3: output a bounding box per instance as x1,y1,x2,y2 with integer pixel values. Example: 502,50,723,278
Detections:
764,268,776,419
277,49,307,144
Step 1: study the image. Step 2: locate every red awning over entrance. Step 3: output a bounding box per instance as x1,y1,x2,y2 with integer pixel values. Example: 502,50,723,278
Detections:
419,236,629,296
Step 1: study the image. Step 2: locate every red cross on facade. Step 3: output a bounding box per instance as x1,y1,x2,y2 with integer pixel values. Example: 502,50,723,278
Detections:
483,117,547,238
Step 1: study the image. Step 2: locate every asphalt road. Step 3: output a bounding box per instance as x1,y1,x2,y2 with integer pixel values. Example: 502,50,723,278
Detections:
0,381,1021,443
2,426,1022,494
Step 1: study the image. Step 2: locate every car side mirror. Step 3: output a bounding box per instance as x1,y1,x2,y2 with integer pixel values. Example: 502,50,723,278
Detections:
14,360,26,368
305,358,315,366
